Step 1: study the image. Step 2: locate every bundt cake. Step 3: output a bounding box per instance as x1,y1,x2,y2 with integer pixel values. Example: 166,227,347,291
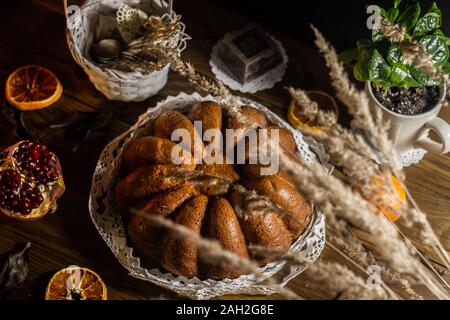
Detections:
116,101,312,280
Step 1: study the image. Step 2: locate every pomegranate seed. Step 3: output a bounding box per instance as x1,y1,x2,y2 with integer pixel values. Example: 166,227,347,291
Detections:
13,141,59,184
0,141,63,216
0,178,44,215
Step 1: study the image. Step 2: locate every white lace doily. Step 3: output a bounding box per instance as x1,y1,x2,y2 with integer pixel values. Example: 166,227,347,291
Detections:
117,4,149,44
397,147,427,167
89,92,327,300
350,121,427,168
209,31,288,93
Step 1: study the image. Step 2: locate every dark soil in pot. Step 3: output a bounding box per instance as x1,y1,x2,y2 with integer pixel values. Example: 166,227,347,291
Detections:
372,84,440,116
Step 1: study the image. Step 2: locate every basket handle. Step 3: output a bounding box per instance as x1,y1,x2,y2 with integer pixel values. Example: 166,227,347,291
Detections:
63,0,102,22
64,1,174,22
63,0,80,22
63,0,99,31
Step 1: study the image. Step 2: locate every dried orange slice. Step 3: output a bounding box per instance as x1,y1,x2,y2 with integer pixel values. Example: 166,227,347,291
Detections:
288,90,339,133
5,65,62,111
45,266,107,300
357,175,406,222
372,175,406,222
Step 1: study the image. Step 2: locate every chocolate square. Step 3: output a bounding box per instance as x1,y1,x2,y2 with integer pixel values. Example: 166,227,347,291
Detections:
217,24,283,84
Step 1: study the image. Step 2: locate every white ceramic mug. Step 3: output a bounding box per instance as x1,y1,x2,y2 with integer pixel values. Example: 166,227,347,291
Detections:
366,82,450,154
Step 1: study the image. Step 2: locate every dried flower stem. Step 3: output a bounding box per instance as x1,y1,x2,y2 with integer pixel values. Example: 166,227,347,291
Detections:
390,221,450,289
166,52,236,102
311,24,403,180
157,35,449,299
287,132,443,297
380,18,441,79
306,261,387,299
134,209,303,300
326,241,401,299
277,148,449,299
328,234,423,300
379,18,406,43
401,184,450,271
248,244,388,299
288,87,380,185
287,87,320,123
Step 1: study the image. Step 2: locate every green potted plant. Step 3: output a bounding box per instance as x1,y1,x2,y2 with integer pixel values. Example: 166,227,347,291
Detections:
341,0,450,156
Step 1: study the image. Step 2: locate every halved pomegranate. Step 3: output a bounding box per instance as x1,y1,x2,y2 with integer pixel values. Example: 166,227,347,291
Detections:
0,141,65,221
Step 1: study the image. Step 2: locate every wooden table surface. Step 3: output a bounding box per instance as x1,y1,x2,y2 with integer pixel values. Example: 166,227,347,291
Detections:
0,0,449,300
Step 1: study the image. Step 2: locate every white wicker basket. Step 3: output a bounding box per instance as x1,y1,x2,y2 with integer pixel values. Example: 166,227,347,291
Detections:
64,0,181,102
89,92,329,299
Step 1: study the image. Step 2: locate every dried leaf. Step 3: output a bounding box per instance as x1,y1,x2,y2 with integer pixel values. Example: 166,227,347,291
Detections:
49,111,113,152
0,102,18,137
0,101,34,141
48,112,90,129
0,242,31,298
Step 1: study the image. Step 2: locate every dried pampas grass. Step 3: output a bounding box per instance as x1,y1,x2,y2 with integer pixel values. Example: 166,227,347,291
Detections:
288,87,379,185
379,18,441,79
133,210,302,300
141,210,390,300
379,18,406,43
145,27,450,299
167,53,234,100
286,87,322,123
327,234,423,300
375,18,450,270
251,244,388,299
310,25,403,180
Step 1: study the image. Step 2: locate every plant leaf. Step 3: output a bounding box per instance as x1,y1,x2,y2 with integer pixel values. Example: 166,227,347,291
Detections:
414,2,441,35
402,76,421,88
357,39,373,61
369,49,391,86
394,0,403,8
372,28,384,42
0,242,31,298
390,63,420,88
433,29,450,46
414,13,441,35
441,61,450,74
390,63,409,83
380,7,389,19
354,61,370,81
339,48,359,64
410,66,440,86
396,1,421,31
428,1,441,15
387,7,400,23
387,44,405,65
419,35,449,64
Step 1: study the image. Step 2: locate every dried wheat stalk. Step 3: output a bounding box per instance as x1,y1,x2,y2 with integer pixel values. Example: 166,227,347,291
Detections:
328,234,423,300
309,26,450,276
288,87,410,227
380,18,440,78
141,210,394,299
159,32,450,299
274,140,449,299
168,55,233,99
379,18,406,43
134,209,303,300
286,87,320,123
249,244,389,299
366,18,450,268
311,25,403,181
288,87,380,186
